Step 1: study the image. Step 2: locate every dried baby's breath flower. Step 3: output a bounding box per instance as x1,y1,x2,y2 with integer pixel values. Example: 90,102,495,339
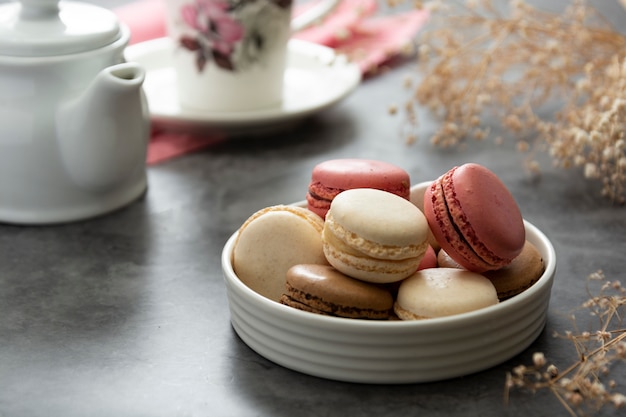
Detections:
613,393,626,407
533,352,547,367
398,0,626,203
505,271,626,416
546,364,559,379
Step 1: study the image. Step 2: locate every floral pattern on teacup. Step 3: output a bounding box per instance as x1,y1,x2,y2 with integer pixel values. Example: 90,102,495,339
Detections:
178,0,293,72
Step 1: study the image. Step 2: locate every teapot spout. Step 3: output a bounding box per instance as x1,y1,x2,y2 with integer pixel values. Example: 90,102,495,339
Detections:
57,62,150,191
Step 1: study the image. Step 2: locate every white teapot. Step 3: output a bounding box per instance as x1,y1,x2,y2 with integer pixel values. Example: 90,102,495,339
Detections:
0,0,149,224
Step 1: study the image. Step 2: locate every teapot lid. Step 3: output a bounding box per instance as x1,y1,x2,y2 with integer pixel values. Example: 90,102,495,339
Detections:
0,0,122,57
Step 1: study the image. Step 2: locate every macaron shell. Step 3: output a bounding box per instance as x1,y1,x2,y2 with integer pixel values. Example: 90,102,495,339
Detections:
310,159,411,197
417,245,438,270
306,183,334,218
279,295,334,316
409,181,431,212
322,236,425,283
437,248,464,269
322,189,429,283
232,205,328,302
425,178,494,272
281,264,393,319
328,189,428,250
446,163,525,265
438,241,545,300
483,240,545,300
410,181,440,251
307,159,411,218
424,164,525,272
307,180,343,202
394,268,499,320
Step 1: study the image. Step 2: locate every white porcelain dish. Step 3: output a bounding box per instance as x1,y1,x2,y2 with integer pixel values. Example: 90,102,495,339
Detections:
124,37,361,135
221,203,556,384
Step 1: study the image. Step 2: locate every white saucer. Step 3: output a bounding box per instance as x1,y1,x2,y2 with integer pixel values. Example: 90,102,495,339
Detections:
125,37,361,135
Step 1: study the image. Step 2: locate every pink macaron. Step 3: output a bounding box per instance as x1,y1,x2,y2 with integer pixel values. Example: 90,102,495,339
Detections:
306,159,411,218
423,163,525,272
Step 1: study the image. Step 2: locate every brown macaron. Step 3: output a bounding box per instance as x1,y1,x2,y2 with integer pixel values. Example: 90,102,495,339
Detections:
482,240,545,300
438,240,545,300
280,264,394,320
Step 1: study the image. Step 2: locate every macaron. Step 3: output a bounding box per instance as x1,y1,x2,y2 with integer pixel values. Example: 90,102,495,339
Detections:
322,188,429,283
232,205,328,302
484,240,545,300
436,248,464,269
409,180,440,251
424,163,525,273
418,245,438,270
394,268,499,320
280,264,394,319
306,159,411,218
439,241,545,301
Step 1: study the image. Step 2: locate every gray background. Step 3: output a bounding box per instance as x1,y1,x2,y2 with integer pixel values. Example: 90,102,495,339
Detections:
1,1,625,416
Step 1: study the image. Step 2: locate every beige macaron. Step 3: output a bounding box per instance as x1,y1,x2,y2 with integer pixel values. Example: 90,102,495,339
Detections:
322,188,429,284
232,205,328,302
438,240,545,300
394,268,499,320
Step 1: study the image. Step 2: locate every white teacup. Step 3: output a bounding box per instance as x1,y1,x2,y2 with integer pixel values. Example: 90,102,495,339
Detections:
164,0,340,112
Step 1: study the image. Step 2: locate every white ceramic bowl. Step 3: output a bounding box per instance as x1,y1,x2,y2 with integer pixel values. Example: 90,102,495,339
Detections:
222,205,556,384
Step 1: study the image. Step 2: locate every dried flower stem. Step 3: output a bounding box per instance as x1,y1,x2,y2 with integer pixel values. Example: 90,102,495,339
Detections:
505,271,626,416
398,0,626,202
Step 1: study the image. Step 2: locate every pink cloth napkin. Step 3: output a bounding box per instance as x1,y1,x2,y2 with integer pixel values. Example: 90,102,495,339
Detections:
115,0,428,164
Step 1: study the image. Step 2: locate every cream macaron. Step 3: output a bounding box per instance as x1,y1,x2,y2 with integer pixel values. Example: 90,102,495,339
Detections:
394,268,499,320
409,181,440,252
232,205,328,302
322,188,429,284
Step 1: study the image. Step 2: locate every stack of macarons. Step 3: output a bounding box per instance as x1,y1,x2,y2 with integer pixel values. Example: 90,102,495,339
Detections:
231,159,545,321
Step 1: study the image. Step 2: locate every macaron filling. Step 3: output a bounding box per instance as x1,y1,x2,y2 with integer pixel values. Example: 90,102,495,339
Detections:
306,182,341,216
442,168,515,267
281,282,392,319
280,264,394,319
307,182,343,202
324,215,427,261
322,236,426,282
321,189,430,283
428,163,527,272
429,179,495,271
306,159,411,218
